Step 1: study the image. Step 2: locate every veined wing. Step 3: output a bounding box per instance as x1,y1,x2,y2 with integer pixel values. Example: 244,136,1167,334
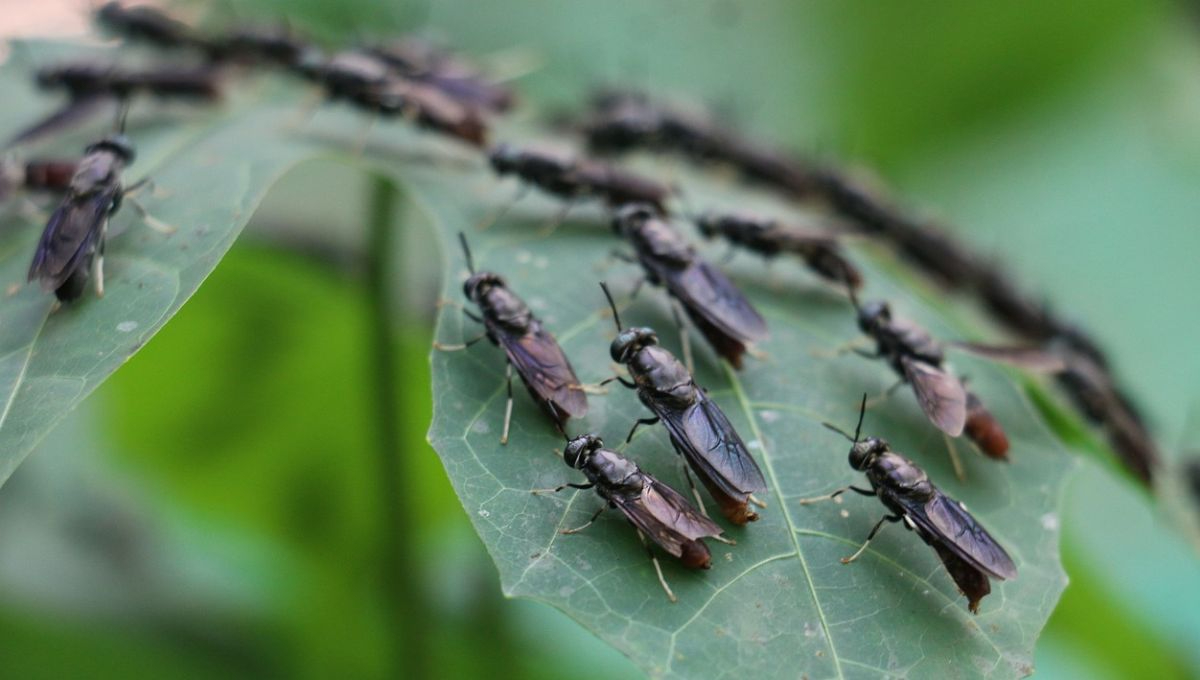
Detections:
901,356,967,436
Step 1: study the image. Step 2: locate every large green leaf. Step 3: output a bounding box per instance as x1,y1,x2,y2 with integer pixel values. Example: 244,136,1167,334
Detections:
0,35,1077,678
418,156,1075,676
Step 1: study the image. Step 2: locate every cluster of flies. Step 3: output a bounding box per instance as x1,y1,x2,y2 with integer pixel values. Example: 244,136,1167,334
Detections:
0,2,1159,613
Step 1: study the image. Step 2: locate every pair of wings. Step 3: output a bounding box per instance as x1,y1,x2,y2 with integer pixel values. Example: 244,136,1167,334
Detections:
660,259,768,347
901,356,967,437
654,390,767,500
612,475,723,559
889,488,1018,582
28,186,116,291
496,321,588,420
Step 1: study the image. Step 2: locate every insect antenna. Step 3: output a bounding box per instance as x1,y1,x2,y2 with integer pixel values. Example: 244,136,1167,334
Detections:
115,96,131,133
845,272,862,313
457,231,476,274
599,280,622,331
822,393,868,444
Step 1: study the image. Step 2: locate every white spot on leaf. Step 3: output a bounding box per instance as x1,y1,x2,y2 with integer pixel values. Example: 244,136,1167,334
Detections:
116,321,138,333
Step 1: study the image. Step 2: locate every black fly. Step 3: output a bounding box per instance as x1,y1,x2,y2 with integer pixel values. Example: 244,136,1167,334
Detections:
847,292,968,437
436,234,588,444
600,282,767,525
695,210,863,290
612,204,768,370
27,114,167,302
800,396,1017,614
487,144,671,215
534,433,725,602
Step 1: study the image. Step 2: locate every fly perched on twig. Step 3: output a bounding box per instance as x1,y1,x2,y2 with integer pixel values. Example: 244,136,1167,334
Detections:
534,433,725,602
612,204,768,370
694,210,862,290
27,110,172,302
800,396,1017,614
600,282,767,524
435,234,588,444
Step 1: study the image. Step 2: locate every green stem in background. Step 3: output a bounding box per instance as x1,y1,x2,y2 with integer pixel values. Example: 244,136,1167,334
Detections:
365,174,427,679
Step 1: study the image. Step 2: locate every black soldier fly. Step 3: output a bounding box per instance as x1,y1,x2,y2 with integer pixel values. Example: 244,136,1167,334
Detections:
695,210,862,290
435,234,588,444
10,63,222,147
486,144,671,215
366,37,515,113
215,25,311,68
800,396,1017,614
599,282,767,525
534,433,725,602
612,204,768,370
297,50,488,148
95,2,215,56
0,157,76,202
28,113,170,303
846,291,968,437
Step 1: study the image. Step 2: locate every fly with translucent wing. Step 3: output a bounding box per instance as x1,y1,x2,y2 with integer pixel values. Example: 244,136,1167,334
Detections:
612,204,768,370
800,396,1018,613
599,282,767,525
534,433,725,602
437,234,588,444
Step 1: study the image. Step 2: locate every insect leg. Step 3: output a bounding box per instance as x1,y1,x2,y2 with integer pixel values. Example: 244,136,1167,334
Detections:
627,276,645,301
432,335,486,351
625,416,660,443
126,193,177,234
93,222,108,298
680,464,710,517
537,199,574,237
810,336,874,359
530,482,593,495
475,185,530,231
500,362,514,445
670,298,695,375
864,379,905,409
840,514,902,565
943,432,966,482
797,485,875,505
639,530,677,603
560,505,607,534
598,375,636,389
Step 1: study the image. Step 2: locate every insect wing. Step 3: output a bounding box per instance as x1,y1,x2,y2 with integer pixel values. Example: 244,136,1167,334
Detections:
668,259,768,343
900,491,1017,581
657,391,767,497
901,356,967,436
8,94,114,147
612,476,723,560
497,322,587,421
28,186,116,290
950,342,1068,374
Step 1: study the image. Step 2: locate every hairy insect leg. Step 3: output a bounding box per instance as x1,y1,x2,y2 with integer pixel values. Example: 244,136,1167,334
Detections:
560,505,607,534
797,485,875,505
670,298,695,375
575,382,609,395
864,379,905,409
530,481,593,495
432,334,485,351
537,200,574,237
475,185,529,231
748,494,767,509
625,416,660,443
810,336,874,359
944,432,967,482
639,531,677,603
92,226,107,298
126,194,177,234
680,464,710,517
841,514,901,564
500,362,514,445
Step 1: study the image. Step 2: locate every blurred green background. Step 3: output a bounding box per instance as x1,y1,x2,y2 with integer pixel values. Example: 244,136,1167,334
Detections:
2,0,1199,677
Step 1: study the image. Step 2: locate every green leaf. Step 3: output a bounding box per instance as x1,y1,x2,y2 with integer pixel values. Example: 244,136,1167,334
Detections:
0,41,322,486
418,158,1076,677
